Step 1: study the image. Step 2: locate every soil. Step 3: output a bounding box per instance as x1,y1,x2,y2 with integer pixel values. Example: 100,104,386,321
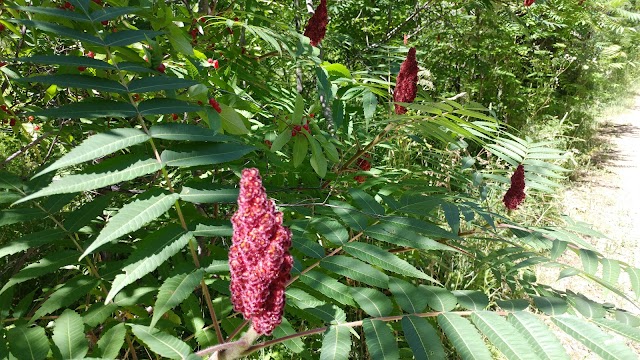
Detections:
538,92,640,358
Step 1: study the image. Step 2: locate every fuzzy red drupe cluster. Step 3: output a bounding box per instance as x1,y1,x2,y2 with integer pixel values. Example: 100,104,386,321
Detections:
229,168,293,335
503,164,526,210
393,47,419,115
304,0,328,47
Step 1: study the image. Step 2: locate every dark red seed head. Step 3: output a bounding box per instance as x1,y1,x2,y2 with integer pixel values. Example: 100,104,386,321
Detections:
303,0,328,47
209,98,222,113
503,165,526,210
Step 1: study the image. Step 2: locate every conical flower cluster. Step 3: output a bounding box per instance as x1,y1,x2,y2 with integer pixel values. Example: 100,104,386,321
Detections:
393,47,419,114
229,168,293,335
524,0,535,6
303,0,328,47
503,164,526,210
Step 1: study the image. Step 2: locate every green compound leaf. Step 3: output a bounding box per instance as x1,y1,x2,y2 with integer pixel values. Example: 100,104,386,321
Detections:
35,128,150,178
300,270,354,306
365,221,455,251
349,189,385,215
32,100,137,119
293,93,305,123
151,269,205,328
626,267,640,300
30,276,100,324
103,30,164,47
150,123,235,142
389,277,428,313
0,171,24,190
471,311,540,360
105,226,193,303
81,191,180,259
330,200,370,231
160,143,255,167
51,309,89,360
272,318,305,353
129,324,193,360
313,217,349,245
349,287,393,317
508,312,569,360
179,185,238,204
553,316,638,360
0,229,65,260
321,255,388,288
532,296,568,316
19,55,116,70
453,290,489,311
292,134,308,168
438,313,492,360
0,208,47,227
219,103,249,135
307,133,327,177
579,249,599,275
17,74,127,93
7,324,50,360
362,89,377,120
270,129,292,152
138,98,201,115
10,19,103,45
82,303,118,327
17,156,162,204
363,319,399,360
97,323,126,359
420,285,458,312
320,325,351,360
90,7,140,22
63,193,114,232
0,251,78,295
402,315,446,360
128,77,198,93
569,295,606,319
344,242,438,282
12,5,90,21
601,258,621,285
591,317,640,342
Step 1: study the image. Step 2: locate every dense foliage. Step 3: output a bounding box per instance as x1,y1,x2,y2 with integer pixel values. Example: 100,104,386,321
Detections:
1,0,639,359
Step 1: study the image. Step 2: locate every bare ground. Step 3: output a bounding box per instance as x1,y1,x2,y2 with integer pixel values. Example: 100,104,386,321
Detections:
538,92,640,358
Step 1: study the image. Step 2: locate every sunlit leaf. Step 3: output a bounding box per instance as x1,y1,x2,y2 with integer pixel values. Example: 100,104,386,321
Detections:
81,191,180,259
320,326,351,360
363,319,398,360
402,315,446,360
129,324,193,360
51,309,89,360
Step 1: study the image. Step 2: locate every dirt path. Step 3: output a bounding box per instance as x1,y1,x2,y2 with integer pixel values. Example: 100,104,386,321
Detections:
560,92,640,296
541,92,640,358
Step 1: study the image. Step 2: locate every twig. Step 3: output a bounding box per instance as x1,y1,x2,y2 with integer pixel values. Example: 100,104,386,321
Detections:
369,1,434,48
0,131,52,169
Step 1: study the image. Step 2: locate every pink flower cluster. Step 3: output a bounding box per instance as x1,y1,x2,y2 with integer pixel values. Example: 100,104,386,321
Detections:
503,164,526,210
524,0,535,6
304,0,328,47
393,47,419,115
229,168,293,335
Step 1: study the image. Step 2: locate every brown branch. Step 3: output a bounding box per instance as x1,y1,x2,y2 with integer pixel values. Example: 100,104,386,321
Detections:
0,131,53,169
369,0,435,48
